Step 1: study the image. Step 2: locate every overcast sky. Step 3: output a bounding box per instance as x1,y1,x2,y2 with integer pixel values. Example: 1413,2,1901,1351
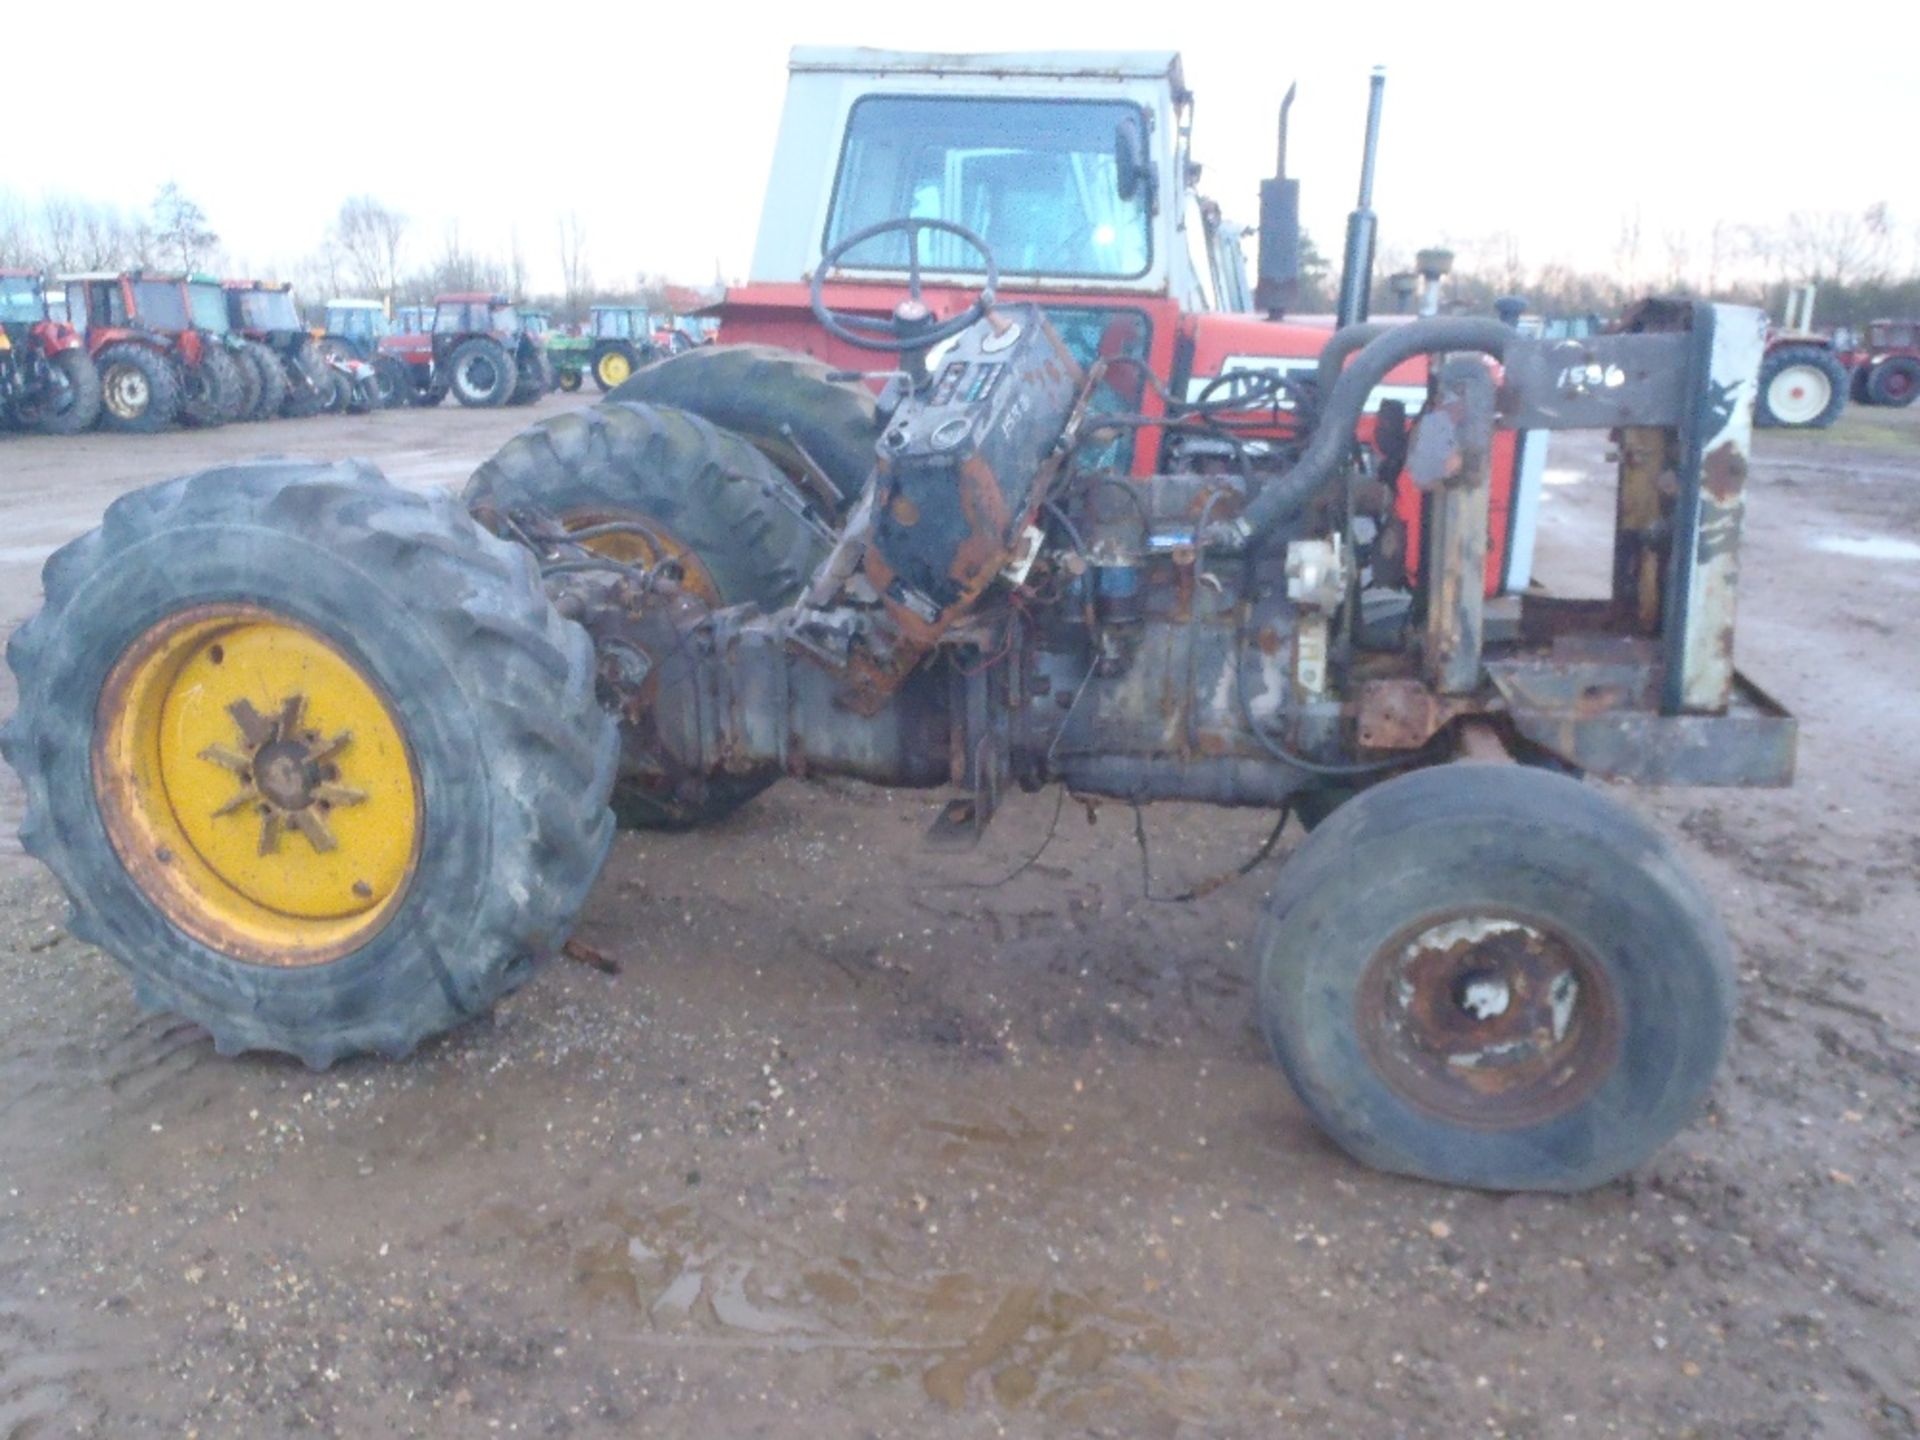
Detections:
9,0,1915,294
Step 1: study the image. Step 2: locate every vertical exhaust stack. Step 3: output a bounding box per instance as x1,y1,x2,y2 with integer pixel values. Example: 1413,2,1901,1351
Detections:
1254,83,1301,320
1333,67,1386,330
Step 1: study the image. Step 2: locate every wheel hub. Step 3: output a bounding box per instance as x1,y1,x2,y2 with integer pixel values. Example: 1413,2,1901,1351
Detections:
199,695,368,855
1357,912,1619,1127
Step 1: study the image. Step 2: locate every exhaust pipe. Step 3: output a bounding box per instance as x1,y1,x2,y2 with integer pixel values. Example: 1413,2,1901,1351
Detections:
1332,67,1386,330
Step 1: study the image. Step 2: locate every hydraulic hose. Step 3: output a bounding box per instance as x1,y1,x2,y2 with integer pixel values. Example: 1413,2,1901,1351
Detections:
1230,316,1514,544
1312,320,1396,396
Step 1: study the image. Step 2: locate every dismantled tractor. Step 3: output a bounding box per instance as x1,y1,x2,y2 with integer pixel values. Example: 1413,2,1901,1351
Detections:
0,269,101,434
4,51,1796,1194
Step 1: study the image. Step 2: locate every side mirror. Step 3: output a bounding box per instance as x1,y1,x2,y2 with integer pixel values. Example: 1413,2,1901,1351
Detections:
1113,117,1157,212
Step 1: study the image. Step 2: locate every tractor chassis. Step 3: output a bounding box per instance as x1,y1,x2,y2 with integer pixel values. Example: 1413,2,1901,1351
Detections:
525,300,1791,841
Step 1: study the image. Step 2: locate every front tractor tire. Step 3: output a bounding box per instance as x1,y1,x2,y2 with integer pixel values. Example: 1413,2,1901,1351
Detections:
464,401,833,828
2,461,617,1068
19,348,102,435
610,342,881,506
242,340,288,420
94,343,181,434
448,338,517,407
1256,764,1733,1192
1864,356,1920,408
1755,344,1848,429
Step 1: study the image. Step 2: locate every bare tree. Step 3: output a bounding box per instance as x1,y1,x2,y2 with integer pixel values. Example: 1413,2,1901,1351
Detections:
508,227,526,302
1781,205,1896,287
152,182,218,271
332,196,408,302
0,195,36,268
557,212,590,320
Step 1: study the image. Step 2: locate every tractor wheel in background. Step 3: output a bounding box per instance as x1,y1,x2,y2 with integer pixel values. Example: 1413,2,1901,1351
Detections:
447,338,516,407
1256,763,1734,1192
372,355,411,408
1,460,617,1067
94,343,181,434
225,346,262,421
19,348,102,435
610,342,880,507
1755,345,1848,429
280,343,330,418
464,401,833,829
203,347,247,423
1865,356,1920,408
591,342,641,393
556,366,582,393
243,341,287,420
177,356,229,429
414,380,448,407
510,349,554,405
1851,365,1874,404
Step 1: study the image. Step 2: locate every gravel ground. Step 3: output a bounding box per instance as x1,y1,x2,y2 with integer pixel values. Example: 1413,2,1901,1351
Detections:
0,394,1915,1438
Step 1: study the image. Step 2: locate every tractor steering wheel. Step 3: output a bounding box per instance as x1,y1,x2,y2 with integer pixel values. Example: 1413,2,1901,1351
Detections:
810,218,999,353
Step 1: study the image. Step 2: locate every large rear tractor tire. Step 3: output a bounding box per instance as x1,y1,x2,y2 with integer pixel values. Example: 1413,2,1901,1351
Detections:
1865,356,1920,408
372,355,411,409
610,342,880,506
510,349,554,406
20,348,102,435
95,343,181,434
1256,764,1733,1192
448,338,516,407
464,401,833,828
243,341,287,420
224,345,262,421
2,460,617,1067
1755,344,1848,429
280,342,330,419
591,342,642,393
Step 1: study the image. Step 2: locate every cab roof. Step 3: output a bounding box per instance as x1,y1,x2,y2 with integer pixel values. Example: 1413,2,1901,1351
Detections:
788,46,1186,97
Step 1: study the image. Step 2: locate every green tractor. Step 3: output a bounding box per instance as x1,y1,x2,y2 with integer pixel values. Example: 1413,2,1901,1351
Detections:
583,305,656,392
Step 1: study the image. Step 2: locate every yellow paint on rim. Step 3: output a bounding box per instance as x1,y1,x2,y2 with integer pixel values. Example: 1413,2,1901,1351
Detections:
561,508,721,607
596,350,632,387
93,604,421,967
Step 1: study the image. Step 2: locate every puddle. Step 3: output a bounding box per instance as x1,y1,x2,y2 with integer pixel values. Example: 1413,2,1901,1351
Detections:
1810,534,1920,562
568,1197,1200,1419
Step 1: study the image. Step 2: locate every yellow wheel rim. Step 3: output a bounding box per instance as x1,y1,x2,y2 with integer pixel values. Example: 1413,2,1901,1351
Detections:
597,351,632,387
562,509,721,607
93,604,422,967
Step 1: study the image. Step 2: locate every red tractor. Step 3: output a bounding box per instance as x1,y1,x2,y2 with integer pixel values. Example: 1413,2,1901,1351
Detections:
0,268,101,435
60,271,248,432
379,293,552,407
1842,319,1920,409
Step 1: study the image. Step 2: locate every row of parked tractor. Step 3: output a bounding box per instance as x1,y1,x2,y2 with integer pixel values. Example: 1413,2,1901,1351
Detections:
0,267,698,436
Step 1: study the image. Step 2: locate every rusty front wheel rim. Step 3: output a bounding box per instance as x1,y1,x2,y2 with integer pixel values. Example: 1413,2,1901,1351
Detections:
1355,908,1621,1129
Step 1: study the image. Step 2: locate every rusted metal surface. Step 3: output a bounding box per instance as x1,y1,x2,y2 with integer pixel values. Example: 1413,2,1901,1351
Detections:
1354,679,1474,751
1488,651,1795,786
1357,911,1621,1128
1418,358,1495,695
1664,303,1764,714
840,306,1085,711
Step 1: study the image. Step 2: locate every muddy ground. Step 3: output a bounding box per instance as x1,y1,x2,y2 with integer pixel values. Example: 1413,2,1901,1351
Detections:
0,393,1915,1438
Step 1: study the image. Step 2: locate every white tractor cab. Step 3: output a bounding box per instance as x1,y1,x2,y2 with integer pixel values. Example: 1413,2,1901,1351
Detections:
715,46,1542,593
